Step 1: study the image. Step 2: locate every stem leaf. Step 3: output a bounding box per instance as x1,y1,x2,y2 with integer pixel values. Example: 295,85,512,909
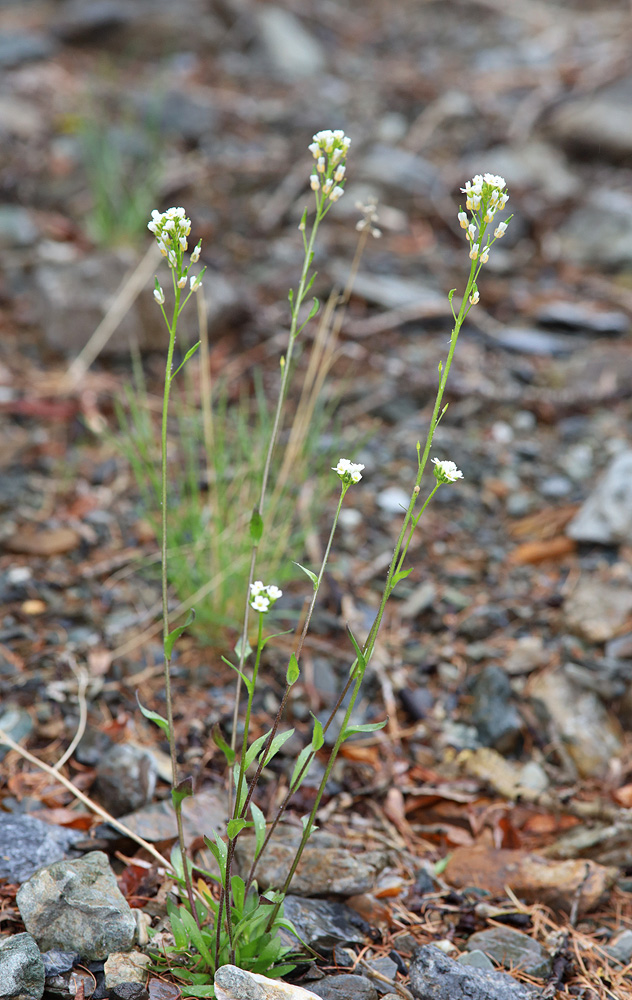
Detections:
341,719,387,740
172,776,193,810
294,561,318,589
172,341,201,378
212,724,236,765
164,608,196,660
227,817,250,840
136,693,170,736
260,728,295,767
310,716,324,752
249,507,264,544
286,652,300,685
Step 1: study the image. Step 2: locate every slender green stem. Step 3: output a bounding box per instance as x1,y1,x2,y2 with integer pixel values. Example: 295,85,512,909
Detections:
233,612,264,820
159,284,198,925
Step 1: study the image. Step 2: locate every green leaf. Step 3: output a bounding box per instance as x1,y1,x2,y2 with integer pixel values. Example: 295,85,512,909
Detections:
250,801,266,860
286,652,300,686
231,874,246,913
234,635,252,661
434,854,451,875
346,625,366,676
165,608,196,659
294,560,318,589
179,907,213,965
300,814,317,836
172,776,193,810
249,507,263,544
136,693,170,736
227,817,250,840
391,566,413,587
244,730,271,770
172,341,201,378
310,716,324,752
341,719,387,739
221,656,252,696
212,724,236,765
204,830,228,871
290,745,313,789
260,728,295,766
179,988,215,998
308,297,319,319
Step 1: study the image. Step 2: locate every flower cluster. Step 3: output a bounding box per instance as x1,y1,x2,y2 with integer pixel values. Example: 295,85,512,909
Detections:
149,206,204,304
457,173,510,270
249,581,282,614
356,197,381,239
308,130,351,203
432,458,463,484
333,458,365,485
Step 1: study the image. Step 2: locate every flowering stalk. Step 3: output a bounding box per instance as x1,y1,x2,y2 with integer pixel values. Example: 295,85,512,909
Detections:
264,175,511,934
230,131,352,758
144,206,205,924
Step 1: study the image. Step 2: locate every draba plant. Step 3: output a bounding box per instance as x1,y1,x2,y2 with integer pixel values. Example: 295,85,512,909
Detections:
140,154,511,997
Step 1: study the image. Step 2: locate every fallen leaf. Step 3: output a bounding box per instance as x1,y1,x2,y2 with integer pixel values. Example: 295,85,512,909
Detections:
613,783,632,808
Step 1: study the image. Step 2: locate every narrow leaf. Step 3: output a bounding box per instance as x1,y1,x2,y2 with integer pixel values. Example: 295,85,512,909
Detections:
136,693,170,736
227,817,250,840
261,728,295,766
172,776,193,809
341,719,387,739
286,652,300,685
244,730,270,770
172,341,201,378
164,608,196,659
346,625,367,676
310,717,324,752
212,724,236,765
294,560,318,589
391,566,413,587
250,801,266,860
290,745,313,789
249,507,263,544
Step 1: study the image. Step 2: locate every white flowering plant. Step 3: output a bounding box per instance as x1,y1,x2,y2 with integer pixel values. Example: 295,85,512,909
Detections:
133,137,510,997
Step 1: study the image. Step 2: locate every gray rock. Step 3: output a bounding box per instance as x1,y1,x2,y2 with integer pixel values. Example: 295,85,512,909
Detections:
470,666,522,754
364,956,399,995
109,984,148,1000
44,966,96,997
564,657,632,699
256,6,325,80
0,814,83,883
41,949,78,976
0,705,34,761
563,576,632,643
555,192,632,268
53,0,132,43
488,328,580,357
16,851,136,961
457,949,494,970
360,145,441,197
282,896,369,953
568,450,632,545
234,828,387,897
214,964,321,999
528,669,622,778
113,788,228,844
308,975,378,1000
548,77,632,159
409,945,541,1000
536,300,629,336
95,743,157,817
466,927,552,978
606,632,632,659
606,929,632,964
0,33,56,68
0,206,39,248
0,933,45,1000
461,142,579,202
104,949,151,986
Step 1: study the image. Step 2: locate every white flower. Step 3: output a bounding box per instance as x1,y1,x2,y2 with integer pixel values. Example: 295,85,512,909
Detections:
494,222,508,238
190,243,201,263
322,179,333,194
470,194,481,211
317,156,326,174
333,458,365,484
469,242,479,260
308,142,320,158
479,246,490,264
153,286,165,305
310,174,320,191
251,595,270,613
467,223,476,241
266,585,282,602
334,164,346,182
329,185,345,202
432,458,464,484
469,290,480,305
177,276,187,289
457,211,468,229
168,250,178,268
190,274,203,292
483,172,506,189
250,581,266,596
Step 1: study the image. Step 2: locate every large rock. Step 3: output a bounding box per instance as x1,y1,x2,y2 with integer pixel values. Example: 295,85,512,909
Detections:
465,927,552,978
563,576,632,644
234,828,387,896
0,933,45,1000
282,896,369,953
214,964,321,999
16,851,136,961
95,743,157,817
409,944,540,1000
568,450,632,545
528,668,622,778
547,77,632,160
0,814,83,883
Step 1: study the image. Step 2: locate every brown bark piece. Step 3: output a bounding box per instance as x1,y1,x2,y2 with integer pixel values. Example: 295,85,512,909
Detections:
444,846,617,915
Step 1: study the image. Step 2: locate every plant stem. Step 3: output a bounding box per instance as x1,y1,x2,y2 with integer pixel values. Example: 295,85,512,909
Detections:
160,284,198,924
